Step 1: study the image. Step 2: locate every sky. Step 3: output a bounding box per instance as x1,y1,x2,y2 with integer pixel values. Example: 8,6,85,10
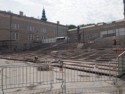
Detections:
0,0,124,25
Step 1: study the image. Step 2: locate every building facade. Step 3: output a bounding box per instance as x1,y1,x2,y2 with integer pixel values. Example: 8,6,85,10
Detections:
68,20,125,43
0,10,68,51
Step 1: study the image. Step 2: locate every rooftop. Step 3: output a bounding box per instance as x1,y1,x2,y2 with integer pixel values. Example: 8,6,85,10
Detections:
68,19,125,32
0,10,67,27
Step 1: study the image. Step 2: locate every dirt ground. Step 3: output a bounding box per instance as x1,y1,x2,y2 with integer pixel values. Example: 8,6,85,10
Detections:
0,48,119,64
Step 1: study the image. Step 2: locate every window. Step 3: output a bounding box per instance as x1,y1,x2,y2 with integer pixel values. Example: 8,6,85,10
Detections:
41,36,44,39
13,32,19,40
29,34,33,40
41,28,42,32
36,35,39,41
41,28,46,32
29,26,32,31
28,26,34,31
17,24,19,29
43,28,46,32
11,23,19,30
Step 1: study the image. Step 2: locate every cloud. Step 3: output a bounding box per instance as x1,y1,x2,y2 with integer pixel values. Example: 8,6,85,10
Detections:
0,0,124,25
44,0,123,25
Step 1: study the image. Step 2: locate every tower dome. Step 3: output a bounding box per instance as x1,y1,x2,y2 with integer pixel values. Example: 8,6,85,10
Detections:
41,8,47,21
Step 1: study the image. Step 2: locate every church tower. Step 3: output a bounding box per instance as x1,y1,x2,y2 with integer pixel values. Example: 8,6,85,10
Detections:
124,0,125,18
41,8,47,21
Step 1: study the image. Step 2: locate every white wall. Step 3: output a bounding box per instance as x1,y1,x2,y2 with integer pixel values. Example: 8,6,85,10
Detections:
100,28,125,38
100,31,108,38
42,38,56,43
116,28,125,36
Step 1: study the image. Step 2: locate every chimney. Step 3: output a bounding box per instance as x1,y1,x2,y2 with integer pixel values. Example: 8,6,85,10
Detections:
19,11,23,16
57,21,60,25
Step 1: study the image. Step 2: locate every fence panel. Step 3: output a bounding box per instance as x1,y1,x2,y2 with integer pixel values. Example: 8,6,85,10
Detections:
1,64,54,90
4,87,125,94
0,62,121,94
118,51,125,76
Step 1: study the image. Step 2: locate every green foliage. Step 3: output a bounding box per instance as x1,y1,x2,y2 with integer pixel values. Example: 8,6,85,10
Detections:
68,25,76,29
79,23,95,27
68,23,95,30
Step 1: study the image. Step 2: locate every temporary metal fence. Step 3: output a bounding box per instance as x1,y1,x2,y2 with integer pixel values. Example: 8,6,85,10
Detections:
4,87,125,94
118,51,125,76
0,61,124,94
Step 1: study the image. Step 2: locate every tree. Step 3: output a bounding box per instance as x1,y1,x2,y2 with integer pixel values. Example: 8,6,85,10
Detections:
68,25,76,29
79,23,95,27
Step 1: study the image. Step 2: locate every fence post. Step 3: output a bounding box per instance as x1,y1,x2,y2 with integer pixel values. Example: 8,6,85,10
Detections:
61,63,66,94
1,68,4,94
64,64,66,94
50,63,53,93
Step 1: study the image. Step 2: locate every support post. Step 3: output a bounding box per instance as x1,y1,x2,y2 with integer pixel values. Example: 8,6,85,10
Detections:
1,68,4,94
61,63,66,94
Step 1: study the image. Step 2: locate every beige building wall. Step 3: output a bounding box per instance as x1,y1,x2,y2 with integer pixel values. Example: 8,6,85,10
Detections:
0,13,10,40
68,20,125,43
0,11,68,50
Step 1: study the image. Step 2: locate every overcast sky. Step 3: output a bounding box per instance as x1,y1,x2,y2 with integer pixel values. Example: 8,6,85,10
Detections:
0,0,124,25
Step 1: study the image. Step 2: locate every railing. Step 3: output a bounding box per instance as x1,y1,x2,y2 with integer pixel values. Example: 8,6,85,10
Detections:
0,62,124,94
118,51,125,76
4,87,124,94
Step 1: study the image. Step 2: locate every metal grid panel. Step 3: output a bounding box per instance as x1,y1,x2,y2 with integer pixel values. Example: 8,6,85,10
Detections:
1,65,54,90
0,63,120,94
118,51,125,75
4,87,125,94
0,64,116,89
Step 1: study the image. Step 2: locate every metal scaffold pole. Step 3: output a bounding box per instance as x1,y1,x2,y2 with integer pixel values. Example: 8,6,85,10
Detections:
50,64,54,93
1,68,4,94
61,62,66,94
